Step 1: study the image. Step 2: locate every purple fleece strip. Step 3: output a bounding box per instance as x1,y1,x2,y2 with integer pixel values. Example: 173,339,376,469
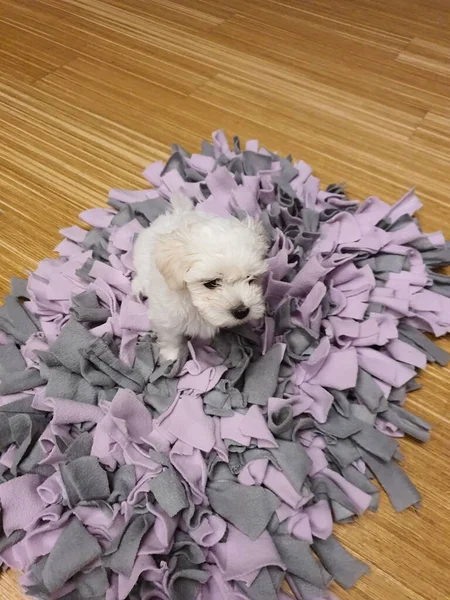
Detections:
0,131,449,600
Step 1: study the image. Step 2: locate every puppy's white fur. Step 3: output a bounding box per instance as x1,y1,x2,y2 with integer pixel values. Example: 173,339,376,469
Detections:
132,193,268,361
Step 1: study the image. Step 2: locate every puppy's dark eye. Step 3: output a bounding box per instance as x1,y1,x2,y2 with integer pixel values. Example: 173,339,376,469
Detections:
248,277,257,285
204,279,221,289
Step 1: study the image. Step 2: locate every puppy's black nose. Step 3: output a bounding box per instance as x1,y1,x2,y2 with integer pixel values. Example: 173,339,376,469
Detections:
232,305,250,320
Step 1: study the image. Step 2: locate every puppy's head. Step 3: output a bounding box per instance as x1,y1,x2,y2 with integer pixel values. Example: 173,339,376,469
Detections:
154,215,269,328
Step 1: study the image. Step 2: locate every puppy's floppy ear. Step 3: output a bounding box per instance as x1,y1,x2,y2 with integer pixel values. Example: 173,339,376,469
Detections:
242,216,271,255
154,230,192,290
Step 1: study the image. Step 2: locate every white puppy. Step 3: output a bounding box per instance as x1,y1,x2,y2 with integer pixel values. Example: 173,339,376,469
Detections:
132,193,268,361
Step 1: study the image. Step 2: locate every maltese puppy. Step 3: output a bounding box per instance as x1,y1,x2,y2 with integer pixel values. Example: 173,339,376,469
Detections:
132,193,268,361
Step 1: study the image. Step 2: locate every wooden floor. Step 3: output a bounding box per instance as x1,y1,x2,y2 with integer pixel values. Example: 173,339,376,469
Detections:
0,0,449,599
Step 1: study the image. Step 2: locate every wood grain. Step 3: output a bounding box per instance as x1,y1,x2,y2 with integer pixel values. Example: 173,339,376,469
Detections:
0,1,449,599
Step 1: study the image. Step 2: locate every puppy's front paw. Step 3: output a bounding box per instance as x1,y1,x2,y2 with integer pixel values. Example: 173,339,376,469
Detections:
159,344,180,363
131,276,145,298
